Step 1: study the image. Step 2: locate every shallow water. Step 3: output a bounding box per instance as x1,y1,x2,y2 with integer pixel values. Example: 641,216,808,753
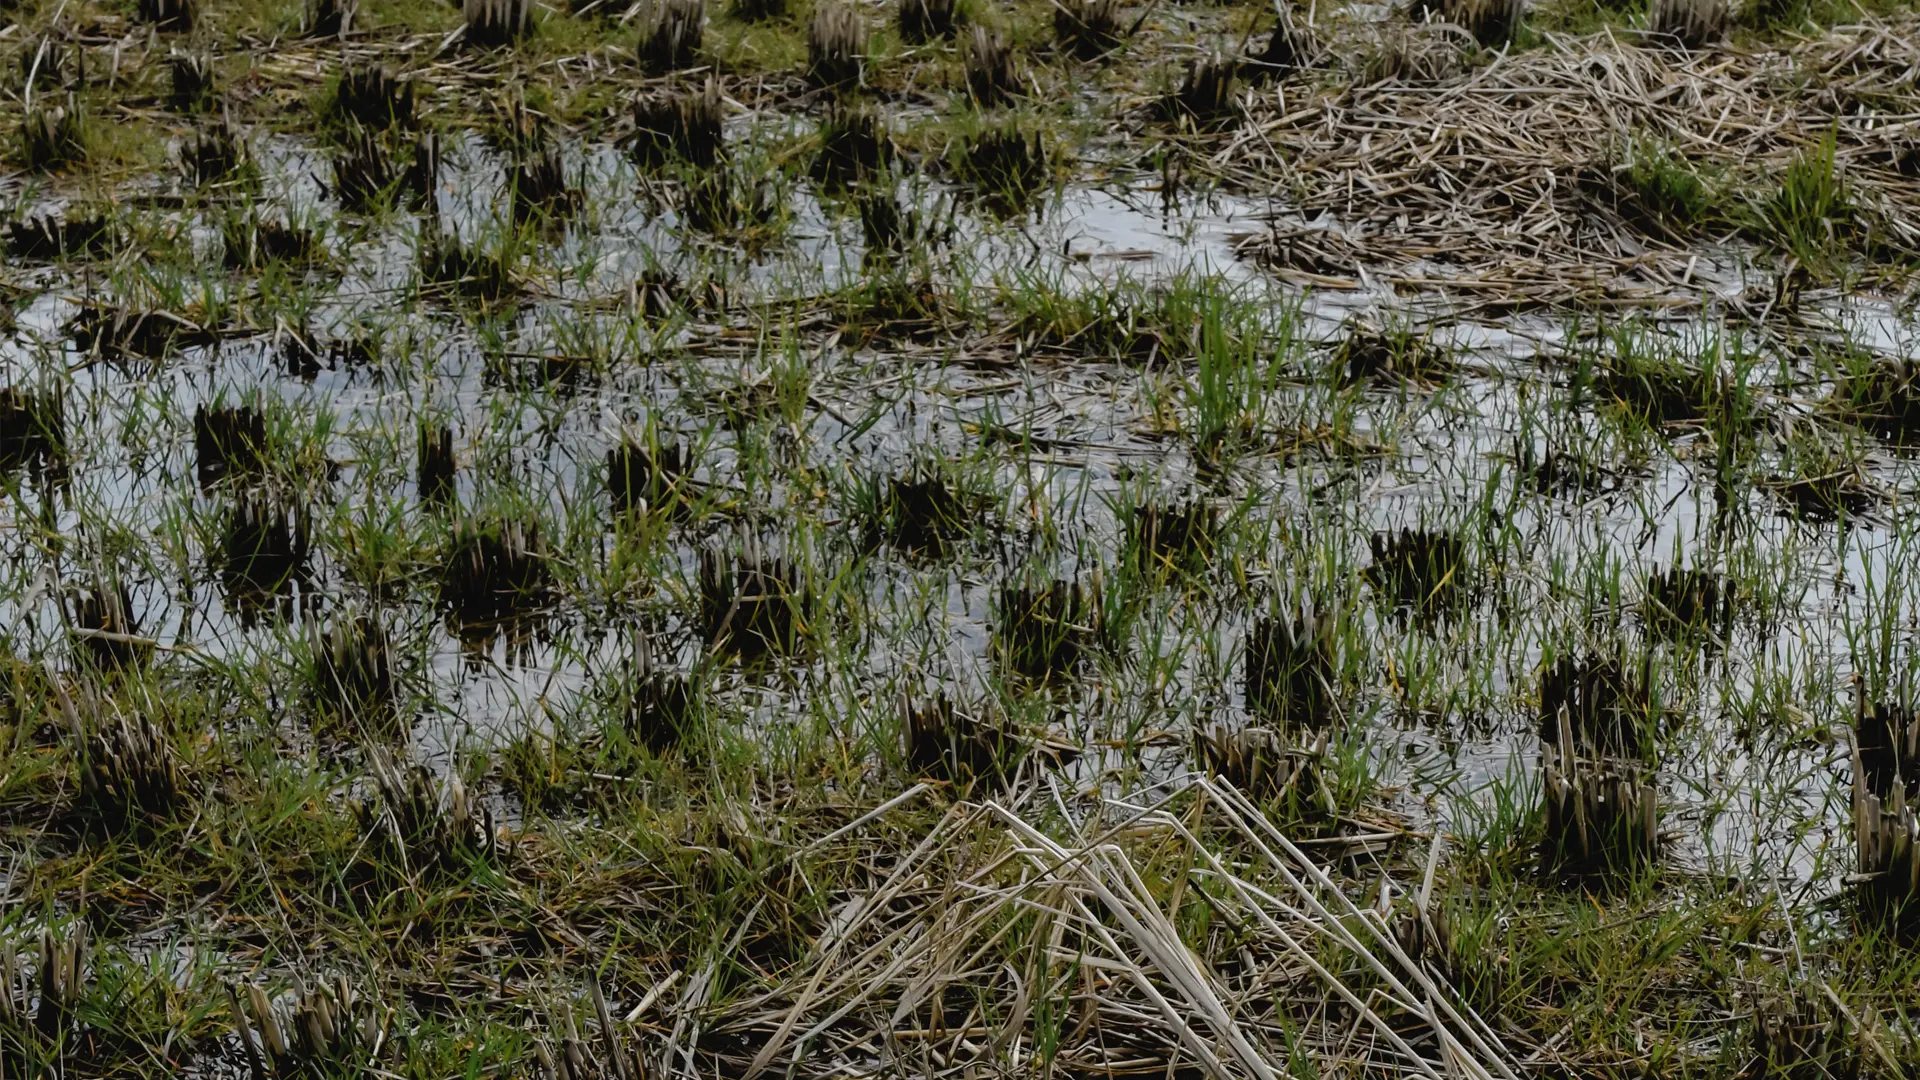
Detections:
3,120,1918,896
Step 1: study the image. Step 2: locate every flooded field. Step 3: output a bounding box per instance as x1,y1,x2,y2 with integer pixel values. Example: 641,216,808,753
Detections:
3,0,1920,1075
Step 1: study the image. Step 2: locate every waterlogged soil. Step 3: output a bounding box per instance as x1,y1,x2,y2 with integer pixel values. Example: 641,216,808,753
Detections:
8,1,1920,1076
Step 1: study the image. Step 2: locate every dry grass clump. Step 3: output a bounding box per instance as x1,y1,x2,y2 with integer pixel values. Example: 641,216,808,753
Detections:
964,27,1019,107
220,496,313,618
18,97,85,171
808,2,865,87
1127,498,1215,575
994,575,1103,681
812,106,893,191
626,638,694,753
71,580,146,669
1366,528,1468,616
1851,688,1919,924
1648,0,1725,50
195,403,268,486
417,423,456,505
958,124,1050,207
904,695,1020,787
335,65,416,130
54,682,189,830
230,977,386,1080
859,462,976,553
732,0,784,21
1642,566,1734,642
1751,988,1854,1080
898,0,957,43
465,0,534,47
608,436,693,517
136,0,195,31
0,926,90,1045
1415,0,1524,45
440,517,553,627
632,76,724,168
311,614,396,730
1539,651,1661,872
1335,324,1455,386
639,0,705,73
362,746,490,876
181,119,247,186
1243,603,1339,728
223,214,319,269
1192,723,1330,809
697,539,809,657
6,212,113,260
1159,52,1238,125
303,0,356,38
332,126,399,212
1054,0,1123,59
170,52,216,112
419,221,516,303
0,386,66,473
1245,6,1317,80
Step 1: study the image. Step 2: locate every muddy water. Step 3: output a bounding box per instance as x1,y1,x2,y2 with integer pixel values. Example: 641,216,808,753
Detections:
1,123,1915,892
